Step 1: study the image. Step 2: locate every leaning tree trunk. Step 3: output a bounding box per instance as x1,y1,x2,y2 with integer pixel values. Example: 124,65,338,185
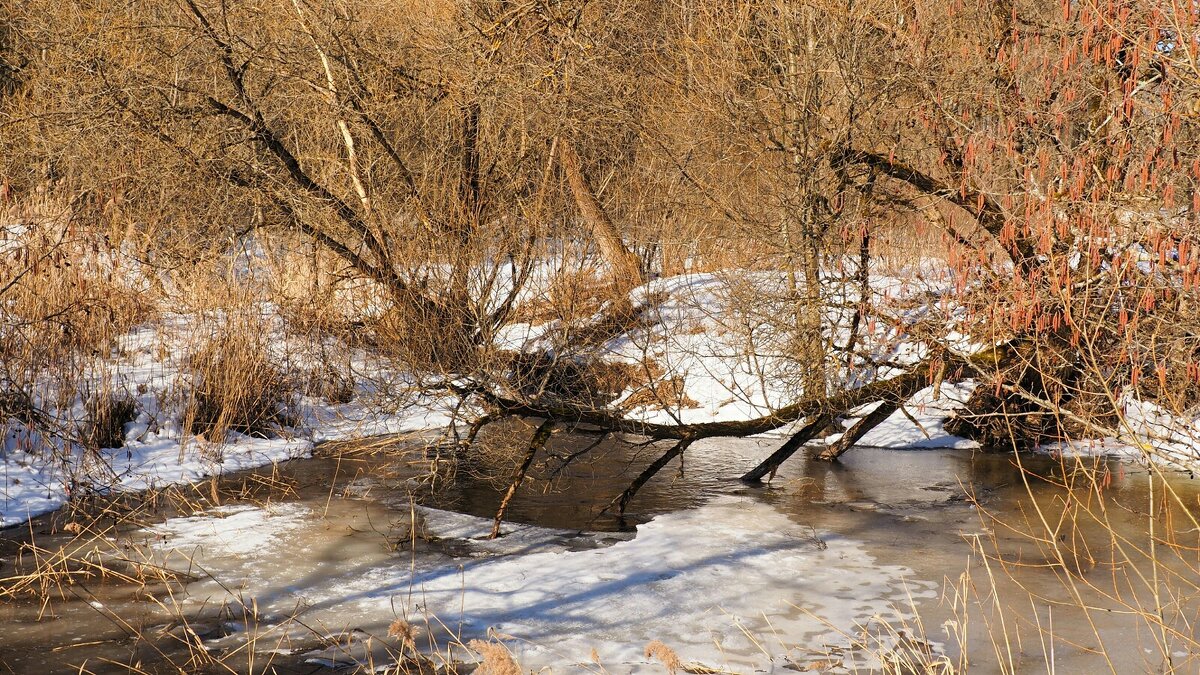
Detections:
559,139,646,293
490,419,555,538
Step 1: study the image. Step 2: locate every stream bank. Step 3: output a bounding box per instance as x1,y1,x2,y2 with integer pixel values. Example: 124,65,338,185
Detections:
2,430,1198,674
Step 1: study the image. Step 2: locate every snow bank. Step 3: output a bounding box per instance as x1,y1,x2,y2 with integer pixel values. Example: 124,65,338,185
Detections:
853,382,979,449
0,306,448,528
0,429,310,528
1037,395,1200,468
0,436,68,528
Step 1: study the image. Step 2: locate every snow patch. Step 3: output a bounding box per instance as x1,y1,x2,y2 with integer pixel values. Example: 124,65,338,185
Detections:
148,497,933,673
146,503,312,557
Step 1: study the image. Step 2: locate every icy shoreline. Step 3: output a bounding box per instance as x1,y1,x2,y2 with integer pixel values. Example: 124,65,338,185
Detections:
6,267,1199,530
141,496,935,673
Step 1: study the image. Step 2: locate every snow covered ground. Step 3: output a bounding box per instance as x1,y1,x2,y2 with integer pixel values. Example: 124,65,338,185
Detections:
140,496,935,673
0,430,310,528
4,252,1198,529
0,309,454,528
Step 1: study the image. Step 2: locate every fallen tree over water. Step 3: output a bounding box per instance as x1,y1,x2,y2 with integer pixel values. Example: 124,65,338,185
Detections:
7,0,1200,534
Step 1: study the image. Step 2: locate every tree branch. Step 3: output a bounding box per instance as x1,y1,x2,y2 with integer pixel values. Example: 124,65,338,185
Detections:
831,146,1033,266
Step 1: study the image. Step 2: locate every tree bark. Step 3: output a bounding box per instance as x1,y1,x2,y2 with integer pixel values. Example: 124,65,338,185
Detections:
830,146,1032,266
815,399,900,461
464,356,944,442
559,139,645,290
607,436,694,516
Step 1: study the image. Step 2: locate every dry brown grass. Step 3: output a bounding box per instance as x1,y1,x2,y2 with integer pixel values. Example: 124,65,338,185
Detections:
617,372,699,412
644,639,681,674
0,203,156,473
181,325,295,443
509,268,616,326
1,210,154,403
82,390,137,450
466,639,521,675
1,233,152,357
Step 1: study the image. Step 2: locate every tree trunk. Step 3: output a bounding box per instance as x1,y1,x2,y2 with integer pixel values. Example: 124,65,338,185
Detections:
607,436,694,516
559,139,645,291
815,400,900,461
740,414,833,483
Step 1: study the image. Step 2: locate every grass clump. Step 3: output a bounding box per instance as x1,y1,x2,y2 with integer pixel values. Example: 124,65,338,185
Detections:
466,639,520,675
82,389,137,451
182,327,295,443
645,639,681,674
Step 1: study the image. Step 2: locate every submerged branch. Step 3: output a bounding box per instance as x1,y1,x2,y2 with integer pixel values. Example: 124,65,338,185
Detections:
740,415,833,483
490,419,555,539
605,436,695,517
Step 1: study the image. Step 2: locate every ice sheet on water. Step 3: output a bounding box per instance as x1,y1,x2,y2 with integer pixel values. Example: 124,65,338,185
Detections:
136,495,932,672
307,497,932,672
414,505,628,556
145,503,313,558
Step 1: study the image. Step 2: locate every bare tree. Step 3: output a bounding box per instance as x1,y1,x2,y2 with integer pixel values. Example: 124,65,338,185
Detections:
7,0,1200,526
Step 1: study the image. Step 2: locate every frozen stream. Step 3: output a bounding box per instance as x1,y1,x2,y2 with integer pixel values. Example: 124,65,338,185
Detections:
2,428,1199,673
